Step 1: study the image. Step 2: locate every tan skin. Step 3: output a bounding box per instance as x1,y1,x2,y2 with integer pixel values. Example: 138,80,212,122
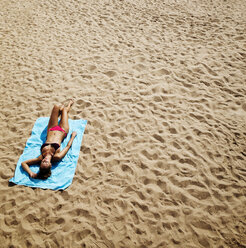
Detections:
21,100,77,178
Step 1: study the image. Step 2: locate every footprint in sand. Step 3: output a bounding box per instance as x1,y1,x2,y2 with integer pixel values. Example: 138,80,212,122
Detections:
104,70,117,77
152,68,171,76
242,102,246,111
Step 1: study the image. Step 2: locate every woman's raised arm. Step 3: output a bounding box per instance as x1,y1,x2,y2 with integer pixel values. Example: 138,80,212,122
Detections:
21,155,43,178
52,132,77,162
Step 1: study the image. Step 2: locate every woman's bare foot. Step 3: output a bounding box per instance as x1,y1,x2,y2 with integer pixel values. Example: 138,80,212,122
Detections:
65,99,74,113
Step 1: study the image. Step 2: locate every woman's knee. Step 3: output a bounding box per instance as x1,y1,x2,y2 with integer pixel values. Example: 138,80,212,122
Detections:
64,106,70,112
53,104,60,111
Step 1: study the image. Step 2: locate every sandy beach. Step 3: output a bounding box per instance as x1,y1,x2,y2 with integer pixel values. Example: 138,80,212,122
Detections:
0,0,246,247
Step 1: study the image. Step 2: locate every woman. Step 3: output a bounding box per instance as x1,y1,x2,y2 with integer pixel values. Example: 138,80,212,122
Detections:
21,100,77,179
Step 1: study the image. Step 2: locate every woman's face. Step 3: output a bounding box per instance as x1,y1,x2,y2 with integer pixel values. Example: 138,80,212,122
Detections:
40,158,51,169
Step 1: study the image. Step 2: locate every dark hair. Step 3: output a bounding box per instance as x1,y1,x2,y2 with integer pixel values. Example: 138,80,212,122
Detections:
37,167,51,180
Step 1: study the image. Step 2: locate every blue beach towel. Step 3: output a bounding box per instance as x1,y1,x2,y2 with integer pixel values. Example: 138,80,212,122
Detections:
9,117,87,190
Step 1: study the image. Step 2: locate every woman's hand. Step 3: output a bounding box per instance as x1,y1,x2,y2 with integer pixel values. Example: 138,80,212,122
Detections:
71,131,77,138
29,172,37,178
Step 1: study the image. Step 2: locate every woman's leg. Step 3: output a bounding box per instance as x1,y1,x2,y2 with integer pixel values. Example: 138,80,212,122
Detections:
59,100,74,133
47,105,60,131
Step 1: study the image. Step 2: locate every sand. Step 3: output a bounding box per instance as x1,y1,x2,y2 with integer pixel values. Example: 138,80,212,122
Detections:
0,0,246,247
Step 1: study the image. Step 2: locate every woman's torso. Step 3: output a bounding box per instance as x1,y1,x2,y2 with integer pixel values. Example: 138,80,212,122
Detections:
41,130,66,156
46,129,66,144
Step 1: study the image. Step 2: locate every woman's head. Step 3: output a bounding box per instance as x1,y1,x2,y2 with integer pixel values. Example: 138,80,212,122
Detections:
37,167,51,180
38,157,52,179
